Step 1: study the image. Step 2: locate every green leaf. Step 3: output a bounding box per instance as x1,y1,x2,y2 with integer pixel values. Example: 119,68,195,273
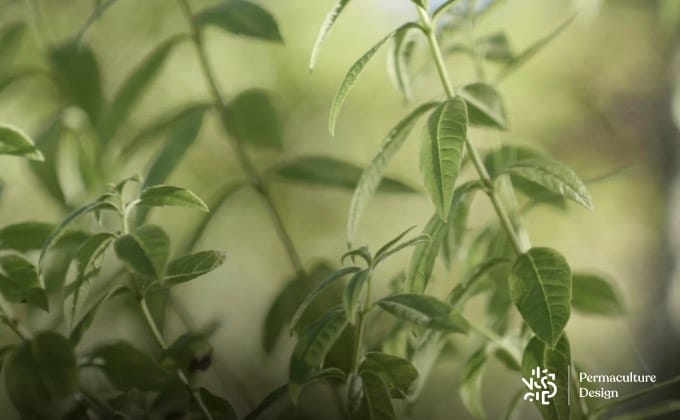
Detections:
163,250,226,287
477,32,514,63
343,269,369,324
0,254,48,311
448,257,511,308
360,371,396,420
138,185,209,212
101,35,187,141
162,331,213,374
377,294,469,333
69,232,117,322
70,286,126,345
197,387,237,420
457,83,509,130
275,156,415,192
0,22,27,71
497,158,592,210
115,224,170,279
420,97,468,220
0,222,54,252
459,348,487,419
91,341,175,390
50,41,104,124
342,246,373,267
347,102,437,246
39,197,119,272
406,214,446,293
374,234,430,267
289,308,348,403
359,352,418,399
0,124,44,161
29,118,66,204
196,0,283,43
5,332,77,415
387,27,418,102
572,273,625,316
309,0,352,71
510,247,571,347
329,23,416,135
374,226,417,262
496,16,575,83
441,181,480,269
223,88,282,149
290,266,360,334
521,335,571,420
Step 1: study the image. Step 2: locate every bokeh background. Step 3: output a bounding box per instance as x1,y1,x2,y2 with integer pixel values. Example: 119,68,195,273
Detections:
0,0,679,418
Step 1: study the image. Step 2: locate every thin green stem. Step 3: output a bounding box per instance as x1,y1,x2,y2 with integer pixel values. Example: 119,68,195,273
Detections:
176,0,305,277
140,297,215,420
415,6,525,255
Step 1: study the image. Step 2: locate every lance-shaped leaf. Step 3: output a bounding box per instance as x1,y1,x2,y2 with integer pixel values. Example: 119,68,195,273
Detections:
70,286,127,345
196,387,238,420
69,232,117,322
0,254,48,311
457,83,509,130
309,0,352,71
441,181,481,269
290,266,360,333
115,225,170,279
571,273,625,316
497,158,592,210
459,348,487,419
0,22,27,71
91,341,175,391
163,250,226,287
343,269,369,324
196,0,283,43
347,102,437,246
289,308,348,403
510,247,571,347
477,32,513,63
360,371,396,420
406,214,445,293
0,222,54,253
496,16,575,83
387,27,419,102
373,234,430,267
329,23,416,135
223,89,282,149
521,335,571,420
5,332,77,415
0,124,44,161
377,294,469,333
359,352,418,399
101,35,188,141
30,119,66,204
138,185,209,213
274,156,415,192
420,97,468,220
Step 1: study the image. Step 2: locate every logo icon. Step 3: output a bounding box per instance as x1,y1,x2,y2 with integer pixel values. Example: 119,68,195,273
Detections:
522,367,557,405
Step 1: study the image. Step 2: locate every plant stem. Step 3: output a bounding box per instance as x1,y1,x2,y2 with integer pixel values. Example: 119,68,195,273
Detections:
140,297,215,420
468,322,520,366
415,6,525,255
176,0,305,277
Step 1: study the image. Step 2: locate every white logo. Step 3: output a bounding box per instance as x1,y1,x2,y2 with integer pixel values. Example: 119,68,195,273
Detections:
522,367,557,405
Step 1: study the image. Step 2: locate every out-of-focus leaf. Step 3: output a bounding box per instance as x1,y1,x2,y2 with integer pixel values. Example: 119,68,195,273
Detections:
347,102,437,247
289,308,348,403
457,83,508,130
571,273,625,316
0,124,44,161
329,23,416,135
50,41,104,124
274,156,416,193
359,352,418,399
162,332,213,374
138,185,209,213
114,224,170,279
343,269,369,324
223,89,281,149
477,32,513,62
196,0,283,43
510,247,571,347
91,341,175,390
611,400,680,420
197,387,237,420
459,348,487,419
69,232,116,321
29,118,66,204
406,214,445,293
163,250,226,287
359,371,396,420
0,222,53,252
5,332,77,415
420,97,467,220
101,35,188,141
377,294,469,333
69,286,127,345
309,0,352,71
0,254,48,311
0,22,27,71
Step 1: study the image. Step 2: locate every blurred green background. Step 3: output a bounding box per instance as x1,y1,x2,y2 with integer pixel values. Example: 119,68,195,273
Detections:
0,0,679,418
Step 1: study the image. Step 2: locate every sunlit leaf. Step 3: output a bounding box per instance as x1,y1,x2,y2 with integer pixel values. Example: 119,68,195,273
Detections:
309,0,352,71
0,124,44,161
510,247,571,347
347,102,437,246
196,0,283,43
571,273,625,316
420,97,467,220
